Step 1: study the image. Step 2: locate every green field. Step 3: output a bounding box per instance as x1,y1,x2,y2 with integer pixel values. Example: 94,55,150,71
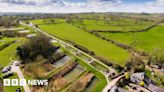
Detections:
0,38,26,67
31,20,129,66
30,19,65,25
98,24,164,52
74,18,154,31
0,37,16,46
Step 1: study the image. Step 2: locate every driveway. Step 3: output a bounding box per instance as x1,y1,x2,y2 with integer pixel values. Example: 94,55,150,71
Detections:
103,75,124,92
128,83,150,92
11,61,31,92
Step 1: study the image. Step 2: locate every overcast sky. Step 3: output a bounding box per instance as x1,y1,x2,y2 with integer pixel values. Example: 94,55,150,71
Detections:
0,0,163,13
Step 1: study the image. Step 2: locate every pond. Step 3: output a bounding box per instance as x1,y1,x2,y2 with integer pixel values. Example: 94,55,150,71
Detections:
27,34,37,38
84,77,100,92
18,30,30,33
63,64,84,82
53,56,71,68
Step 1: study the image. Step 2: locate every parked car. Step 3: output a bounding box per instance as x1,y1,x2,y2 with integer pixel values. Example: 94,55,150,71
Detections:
14,61,20,66
2,69,8,73
2,66,11,73
15,63,19,66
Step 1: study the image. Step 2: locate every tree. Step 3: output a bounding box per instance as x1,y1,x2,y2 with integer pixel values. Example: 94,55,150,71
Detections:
125,72,131,80
65,17,72,23
0,17,18,27
149,48,164,66
78,18,84,25
125,56,145,72
17,34,58,63
112,64,124,72
104,16,110,25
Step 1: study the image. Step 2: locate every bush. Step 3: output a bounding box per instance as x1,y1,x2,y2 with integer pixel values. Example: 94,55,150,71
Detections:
125,56,145,72
125,72,130,80
112,64,124,72
149,48,164,66
139,81,145,86
94,56,113,66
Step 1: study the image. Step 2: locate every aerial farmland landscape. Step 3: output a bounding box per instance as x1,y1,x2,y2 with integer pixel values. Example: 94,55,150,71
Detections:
0,0,164,92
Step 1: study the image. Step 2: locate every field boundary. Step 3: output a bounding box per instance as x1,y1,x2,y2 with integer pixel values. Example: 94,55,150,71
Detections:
0,41,16,51
88,21,162,33
90,31,148,57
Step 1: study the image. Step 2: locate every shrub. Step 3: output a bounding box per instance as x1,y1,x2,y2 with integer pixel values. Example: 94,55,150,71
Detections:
139,81,145,86
149,48,164,66
125,56,145,72
125,72,130,80
112,64,124,72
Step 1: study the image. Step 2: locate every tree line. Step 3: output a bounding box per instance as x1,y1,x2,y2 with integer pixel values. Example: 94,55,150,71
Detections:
0,16,19,27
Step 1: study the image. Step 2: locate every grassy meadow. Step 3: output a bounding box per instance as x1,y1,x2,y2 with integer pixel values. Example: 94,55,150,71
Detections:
31,19,129,66
74,18,154,31
0,37,16,46
0,38,27,67
98,24,164,52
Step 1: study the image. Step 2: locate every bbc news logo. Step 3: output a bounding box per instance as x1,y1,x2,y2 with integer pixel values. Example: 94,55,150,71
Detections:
3,79,48,86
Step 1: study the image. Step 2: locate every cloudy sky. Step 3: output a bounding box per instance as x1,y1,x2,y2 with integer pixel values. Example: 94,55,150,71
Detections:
0,0,163,13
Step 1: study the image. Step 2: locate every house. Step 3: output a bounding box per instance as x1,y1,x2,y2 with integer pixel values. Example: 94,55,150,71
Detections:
130,72,146,84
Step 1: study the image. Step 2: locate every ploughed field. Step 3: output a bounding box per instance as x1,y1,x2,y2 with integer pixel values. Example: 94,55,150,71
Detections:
31,19,129,66
97,24,164,52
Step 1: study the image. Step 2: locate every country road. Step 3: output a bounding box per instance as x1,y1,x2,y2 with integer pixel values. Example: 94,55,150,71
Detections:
103,75,124,92
11,61,31,92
